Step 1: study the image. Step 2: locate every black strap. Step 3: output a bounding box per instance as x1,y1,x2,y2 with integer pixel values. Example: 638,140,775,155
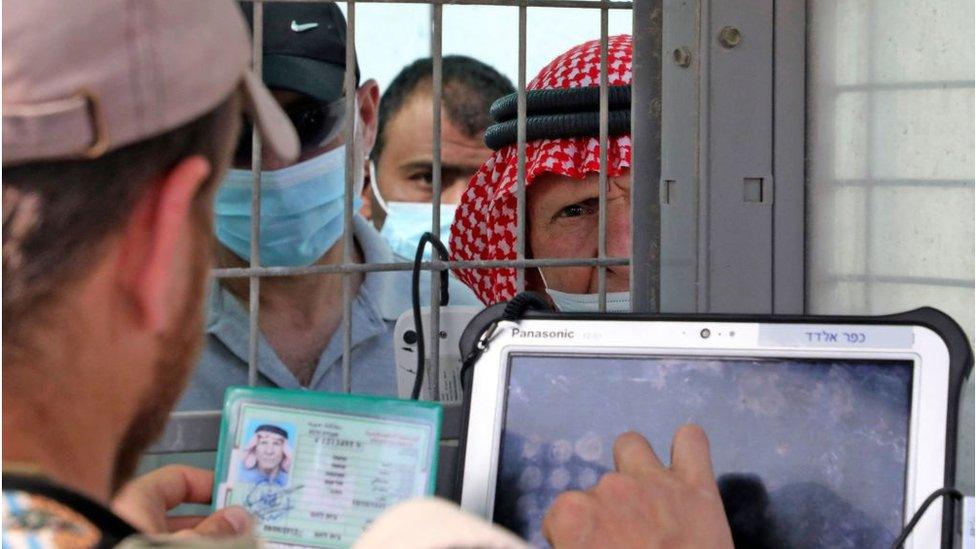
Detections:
3,473,138,548
459,292,553,391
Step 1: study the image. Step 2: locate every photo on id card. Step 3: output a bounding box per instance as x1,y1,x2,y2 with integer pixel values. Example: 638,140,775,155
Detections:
213,387,442,548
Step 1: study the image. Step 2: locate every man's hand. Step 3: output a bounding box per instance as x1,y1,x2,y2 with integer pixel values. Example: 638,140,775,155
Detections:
542,425,734,549
111,465,252,537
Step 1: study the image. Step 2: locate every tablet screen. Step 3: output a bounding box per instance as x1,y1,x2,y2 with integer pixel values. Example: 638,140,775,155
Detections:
494,355,913,548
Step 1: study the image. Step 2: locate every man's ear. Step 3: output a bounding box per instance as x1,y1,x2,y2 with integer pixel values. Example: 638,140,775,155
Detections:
117,156,211,332
356,79,381,154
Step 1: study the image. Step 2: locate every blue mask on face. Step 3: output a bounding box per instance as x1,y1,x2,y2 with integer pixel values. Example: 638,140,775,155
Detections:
370,162,457,260
546,289,632,312
539,270,633,312
215,145,362,267
379,202,458,261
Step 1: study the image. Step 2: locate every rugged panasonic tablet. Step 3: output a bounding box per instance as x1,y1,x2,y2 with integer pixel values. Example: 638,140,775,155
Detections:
456,307,970,548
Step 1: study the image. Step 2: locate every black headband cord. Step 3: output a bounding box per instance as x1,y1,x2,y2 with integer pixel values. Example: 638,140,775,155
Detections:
484,85,632,151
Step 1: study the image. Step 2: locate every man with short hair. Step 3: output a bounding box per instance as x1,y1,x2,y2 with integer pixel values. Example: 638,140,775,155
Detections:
179,2,408,409
366,55,513,222
2,0,297,544
362,56,514,305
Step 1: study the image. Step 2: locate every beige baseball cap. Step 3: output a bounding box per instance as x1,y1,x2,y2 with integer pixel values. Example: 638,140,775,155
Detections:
2,0,299,167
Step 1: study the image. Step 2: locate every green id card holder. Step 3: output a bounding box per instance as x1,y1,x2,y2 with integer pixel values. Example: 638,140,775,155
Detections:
213,387,442,548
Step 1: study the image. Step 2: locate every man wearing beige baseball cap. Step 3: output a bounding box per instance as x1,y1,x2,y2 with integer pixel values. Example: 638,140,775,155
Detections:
2,0,296,545
1,0,734,546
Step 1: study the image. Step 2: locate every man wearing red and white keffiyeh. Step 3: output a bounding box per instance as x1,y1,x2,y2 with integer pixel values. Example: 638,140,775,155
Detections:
450,35,637,310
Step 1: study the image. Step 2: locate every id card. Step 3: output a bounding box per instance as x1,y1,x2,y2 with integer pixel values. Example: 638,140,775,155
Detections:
213,387,442,548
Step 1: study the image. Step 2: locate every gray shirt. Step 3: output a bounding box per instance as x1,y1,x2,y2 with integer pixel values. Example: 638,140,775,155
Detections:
178,215,413,411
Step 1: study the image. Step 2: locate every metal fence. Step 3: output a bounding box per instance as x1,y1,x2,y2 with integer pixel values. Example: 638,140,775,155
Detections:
151,0,660,456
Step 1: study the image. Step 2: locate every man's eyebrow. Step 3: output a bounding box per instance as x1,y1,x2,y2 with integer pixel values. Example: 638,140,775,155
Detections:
400,160,482,172
400,160,433,171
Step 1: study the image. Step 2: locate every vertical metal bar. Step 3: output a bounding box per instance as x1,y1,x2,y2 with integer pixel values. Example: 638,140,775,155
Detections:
598,9,609,312
772,0,806,314
659,0,700,313
515,1,527,292
629,0,662,313
248,2,264,387
341,0,357,393
427,2,443,400
695,0,710,313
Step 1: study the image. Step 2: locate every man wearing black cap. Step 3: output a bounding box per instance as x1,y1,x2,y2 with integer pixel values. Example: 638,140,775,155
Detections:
179,2,410,409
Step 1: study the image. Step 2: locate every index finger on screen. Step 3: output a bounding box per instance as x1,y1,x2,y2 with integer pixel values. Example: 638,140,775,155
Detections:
669,424,718,488
612,431,665,478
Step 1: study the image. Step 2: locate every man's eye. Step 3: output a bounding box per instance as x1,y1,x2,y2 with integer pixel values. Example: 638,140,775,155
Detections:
556,200,598,219
410,171,434,186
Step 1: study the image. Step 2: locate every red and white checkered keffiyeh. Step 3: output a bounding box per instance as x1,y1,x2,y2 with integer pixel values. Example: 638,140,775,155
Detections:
449,35,633,305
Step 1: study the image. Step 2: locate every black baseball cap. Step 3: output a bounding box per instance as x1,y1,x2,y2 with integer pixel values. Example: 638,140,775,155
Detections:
241,2,361,103
256,424,289,439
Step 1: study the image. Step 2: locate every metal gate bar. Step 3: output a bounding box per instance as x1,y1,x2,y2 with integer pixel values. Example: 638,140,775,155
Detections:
428,2,444,398
341,0,358,392
247,2,265,387
629,0,661,313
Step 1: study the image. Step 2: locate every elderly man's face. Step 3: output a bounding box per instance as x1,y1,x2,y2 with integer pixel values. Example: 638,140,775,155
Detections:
528,170,631,294
256,432,287,472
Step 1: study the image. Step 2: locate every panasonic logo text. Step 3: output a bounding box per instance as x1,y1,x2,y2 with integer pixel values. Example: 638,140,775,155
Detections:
511,328,575,339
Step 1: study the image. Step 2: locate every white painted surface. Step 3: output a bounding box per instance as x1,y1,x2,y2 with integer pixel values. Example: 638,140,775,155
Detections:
806,0,974,341
806,0,975,495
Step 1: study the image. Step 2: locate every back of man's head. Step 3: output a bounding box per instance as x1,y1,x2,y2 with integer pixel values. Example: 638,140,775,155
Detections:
2,0,297,493
371,55,515,163
2,0,296,350
3,102,238,342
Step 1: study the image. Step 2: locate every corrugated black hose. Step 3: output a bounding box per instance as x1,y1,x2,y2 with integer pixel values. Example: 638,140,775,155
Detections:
484,110,631,151
483,85,633,151
488,85,632,121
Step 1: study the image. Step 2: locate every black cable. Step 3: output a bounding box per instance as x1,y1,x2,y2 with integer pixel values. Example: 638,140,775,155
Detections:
410,232,450,400
502,291,552,320
484,110,631,151
489,85,632,122
889,486,963,548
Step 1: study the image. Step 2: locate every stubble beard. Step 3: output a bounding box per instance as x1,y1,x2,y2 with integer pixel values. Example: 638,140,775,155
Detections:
109,232,211,494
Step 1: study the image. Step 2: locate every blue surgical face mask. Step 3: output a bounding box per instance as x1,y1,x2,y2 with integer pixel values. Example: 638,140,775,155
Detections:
371,162,457,260
546,288,632,312
540,270,631,312
380,202,458,260
215,145,362,267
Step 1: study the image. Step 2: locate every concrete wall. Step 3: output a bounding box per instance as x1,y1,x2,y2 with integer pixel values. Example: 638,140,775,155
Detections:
807,0,975,491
